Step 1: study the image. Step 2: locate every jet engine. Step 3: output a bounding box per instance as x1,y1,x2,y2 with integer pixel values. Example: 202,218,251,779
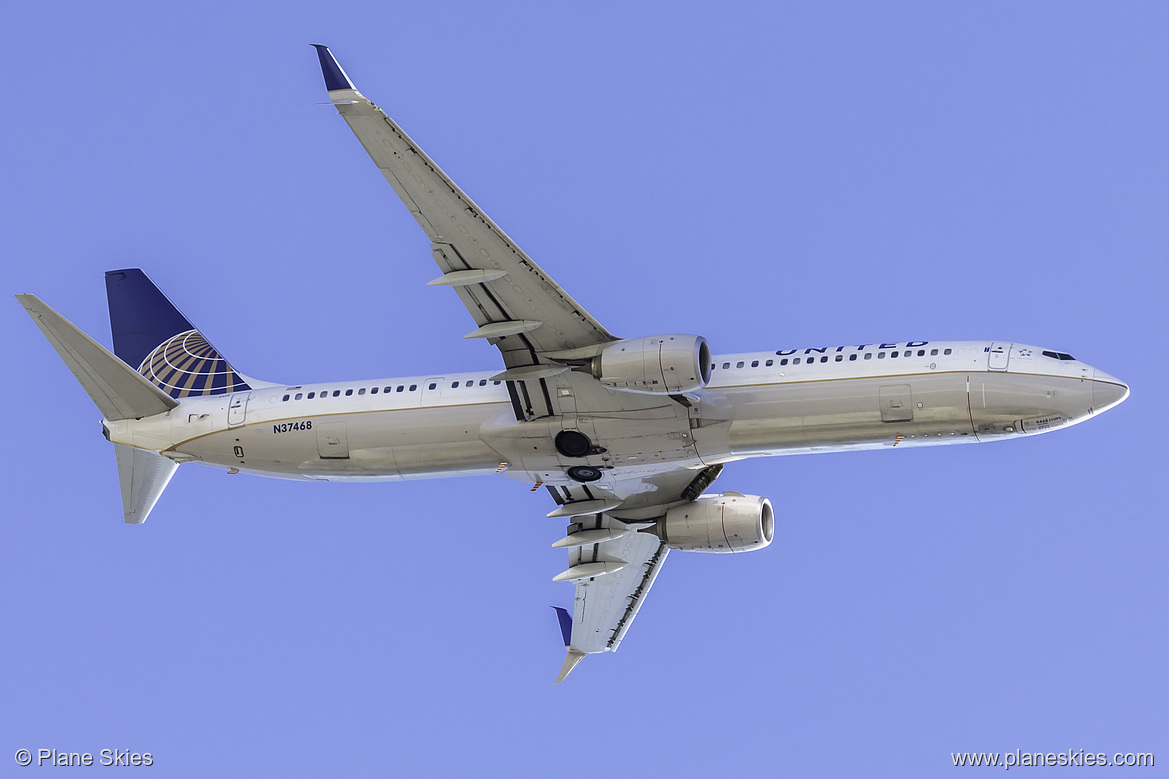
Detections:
591,334,711,394
650,492,774,553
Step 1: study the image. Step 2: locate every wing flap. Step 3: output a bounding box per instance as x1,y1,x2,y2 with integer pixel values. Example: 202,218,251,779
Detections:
562,513,669,655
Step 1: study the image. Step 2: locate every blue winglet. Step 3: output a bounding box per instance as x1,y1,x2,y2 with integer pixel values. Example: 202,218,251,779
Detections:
311,44,354,91
551,606,572,647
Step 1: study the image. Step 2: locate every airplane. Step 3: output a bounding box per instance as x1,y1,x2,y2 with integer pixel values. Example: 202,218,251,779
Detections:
17,46,1130,683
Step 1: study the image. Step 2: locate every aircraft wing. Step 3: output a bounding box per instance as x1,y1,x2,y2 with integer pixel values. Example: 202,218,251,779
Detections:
312,46,719,681
546,464,723,682
312,46,619,381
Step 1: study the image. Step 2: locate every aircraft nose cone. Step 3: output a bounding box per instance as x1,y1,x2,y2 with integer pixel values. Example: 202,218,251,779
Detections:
1092,369,1130,414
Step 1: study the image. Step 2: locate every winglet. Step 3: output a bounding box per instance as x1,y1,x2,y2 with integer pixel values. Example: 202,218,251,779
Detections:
551,606,572,646
311,44,355,91
551,607,583,684
555,651,586,684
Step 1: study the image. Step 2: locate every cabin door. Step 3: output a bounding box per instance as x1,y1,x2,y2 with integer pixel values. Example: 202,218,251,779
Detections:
988,342,1011,371
227,392,249,428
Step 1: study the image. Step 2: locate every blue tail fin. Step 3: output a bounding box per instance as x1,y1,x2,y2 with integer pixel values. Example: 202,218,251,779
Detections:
105,269,250,398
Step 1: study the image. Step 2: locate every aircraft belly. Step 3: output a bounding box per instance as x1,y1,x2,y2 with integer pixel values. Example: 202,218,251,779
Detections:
967,373,1092,439
480,400,698,477
176,405,504,481
724,373,974,454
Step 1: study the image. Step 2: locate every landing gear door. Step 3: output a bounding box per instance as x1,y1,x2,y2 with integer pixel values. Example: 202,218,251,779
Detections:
227,392,249,428
988,342,1011,372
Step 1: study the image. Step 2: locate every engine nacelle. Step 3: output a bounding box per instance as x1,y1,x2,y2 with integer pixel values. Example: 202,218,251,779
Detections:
651,492,774,554
591,334,711,394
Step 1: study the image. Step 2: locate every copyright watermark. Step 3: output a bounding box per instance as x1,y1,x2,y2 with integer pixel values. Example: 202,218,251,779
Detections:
952,748,1153,768
14,749,153,767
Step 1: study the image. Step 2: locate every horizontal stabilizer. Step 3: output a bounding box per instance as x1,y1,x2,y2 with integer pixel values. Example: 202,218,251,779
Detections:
115,444,178,524
16,294,178,421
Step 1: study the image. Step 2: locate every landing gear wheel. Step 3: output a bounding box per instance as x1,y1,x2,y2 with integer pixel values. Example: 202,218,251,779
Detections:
567,465,603,483
555,430,592,458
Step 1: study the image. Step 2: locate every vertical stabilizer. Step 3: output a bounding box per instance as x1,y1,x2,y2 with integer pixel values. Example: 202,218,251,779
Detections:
114,444,178,524
105,269,251,398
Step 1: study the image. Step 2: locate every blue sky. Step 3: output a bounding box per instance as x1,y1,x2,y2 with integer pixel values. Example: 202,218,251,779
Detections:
3,2,1166,776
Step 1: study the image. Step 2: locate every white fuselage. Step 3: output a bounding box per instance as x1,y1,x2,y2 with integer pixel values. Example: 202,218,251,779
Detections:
104,341,1128,491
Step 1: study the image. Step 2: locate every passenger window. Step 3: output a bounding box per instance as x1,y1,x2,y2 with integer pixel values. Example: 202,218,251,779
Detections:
944,348,952,355
917,349,925,356
793,358,801,365
820,356,828,363
891,351,899,358
282,394,289,401
930,349,938,356
332,390,341,397
723,362,730,369
452,381,459,388
493,381,501,385
737,361,744,368
428,383,436,390
294,393,303,400
345,389,353,396
479,379,487,386
307,392,315,399
384,387,392,393
751,360,759,368
878,352,885,359
780,359,788,366
765,359,773,367
410,384,417,391
864,353,872,360
835,355,843,362
370,387,378,394
849,354,857,361
358,388,366,396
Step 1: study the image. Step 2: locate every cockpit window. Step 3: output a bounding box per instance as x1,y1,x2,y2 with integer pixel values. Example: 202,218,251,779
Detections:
1042,350,1076,361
